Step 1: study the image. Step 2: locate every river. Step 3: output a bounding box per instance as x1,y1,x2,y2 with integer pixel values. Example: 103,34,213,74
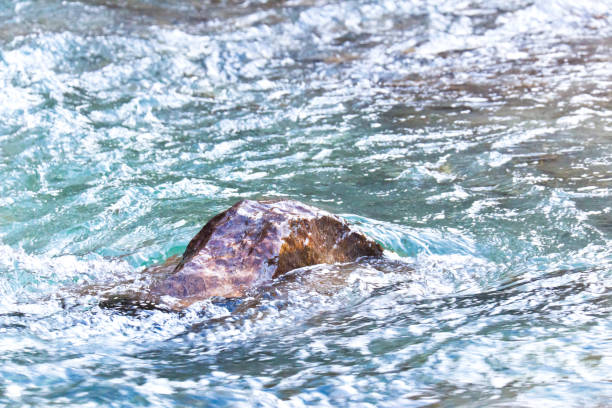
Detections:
0,0,611,406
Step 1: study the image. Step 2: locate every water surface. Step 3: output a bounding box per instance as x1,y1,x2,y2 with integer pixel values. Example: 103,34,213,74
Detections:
0,0,611,406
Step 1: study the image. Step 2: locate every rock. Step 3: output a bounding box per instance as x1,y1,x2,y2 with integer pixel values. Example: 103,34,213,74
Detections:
151,199,383,304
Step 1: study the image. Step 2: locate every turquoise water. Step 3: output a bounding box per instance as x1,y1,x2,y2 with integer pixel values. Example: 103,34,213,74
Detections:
1,0,611,405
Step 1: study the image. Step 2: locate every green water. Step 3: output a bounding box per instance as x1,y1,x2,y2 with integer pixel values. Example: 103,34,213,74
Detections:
0,0,611,406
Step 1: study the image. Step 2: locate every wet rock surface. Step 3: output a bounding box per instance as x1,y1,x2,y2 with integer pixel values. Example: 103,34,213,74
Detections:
151,199,383,304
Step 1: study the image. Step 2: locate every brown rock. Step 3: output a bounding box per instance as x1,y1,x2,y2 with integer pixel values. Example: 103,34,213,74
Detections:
151,199,383,304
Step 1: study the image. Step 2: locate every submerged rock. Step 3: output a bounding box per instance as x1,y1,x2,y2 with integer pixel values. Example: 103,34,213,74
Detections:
151,199,383,305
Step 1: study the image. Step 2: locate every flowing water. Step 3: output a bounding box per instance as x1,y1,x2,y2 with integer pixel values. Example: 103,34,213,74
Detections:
1,0,611,405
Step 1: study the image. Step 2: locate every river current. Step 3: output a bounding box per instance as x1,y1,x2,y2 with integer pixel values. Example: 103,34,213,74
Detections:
0,0,611,406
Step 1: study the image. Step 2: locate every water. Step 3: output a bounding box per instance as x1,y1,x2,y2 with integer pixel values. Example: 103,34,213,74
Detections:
0,0,611,405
